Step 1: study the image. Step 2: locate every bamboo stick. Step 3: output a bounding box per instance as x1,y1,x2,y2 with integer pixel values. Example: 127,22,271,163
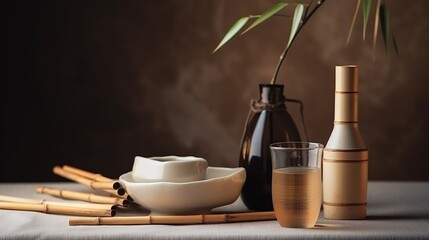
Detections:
103,188,132,201
105,189,132,201
36,187,129,206
69,211,276,226
63,165,121,189
93,181,119,190
54,165,130,200
0,201,114,217
53,166,118,191
0,195,115,210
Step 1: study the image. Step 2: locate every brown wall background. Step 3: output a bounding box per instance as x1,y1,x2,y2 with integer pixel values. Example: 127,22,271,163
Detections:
2,0,429,182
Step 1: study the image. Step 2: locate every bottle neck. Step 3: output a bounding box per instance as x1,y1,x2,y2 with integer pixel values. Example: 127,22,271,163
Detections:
259,84,285,105
334,91,358,123
334,66,359,123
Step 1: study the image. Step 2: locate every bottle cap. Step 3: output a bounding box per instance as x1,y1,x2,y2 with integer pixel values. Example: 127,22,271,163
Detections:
335,65,358,92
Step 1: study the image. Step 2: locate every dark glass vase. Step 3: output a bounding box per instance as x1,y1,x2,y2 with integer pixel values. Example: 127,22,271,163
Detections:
239,84,302,211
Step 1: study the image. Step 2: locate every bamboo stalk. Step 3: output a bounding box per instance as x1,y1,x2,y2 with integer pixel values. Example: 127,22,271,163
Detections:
0,201,114,217
104,188,132,201
63,165,114,182
36,187,129,206
92,181,119,190
63,165,121,189
116,188,126,196
53,166,118,191
105,189,132,201
69,211,276,226
53,165,129,201
0,194,115,210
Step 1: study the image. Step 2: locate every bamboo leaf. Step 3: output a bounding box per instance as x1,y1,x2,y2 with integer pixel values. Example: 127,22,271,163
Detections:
212,17,250,53
241,2,288,35
392,33,399,56
346,0,362,46
372,0,381,59
379,3,390,50
362,0,372,40
287,4,304,49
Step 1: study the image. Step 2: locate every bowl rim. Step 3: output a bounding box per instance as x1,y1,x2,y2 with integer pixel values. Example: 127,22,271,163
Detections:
152,155,206,162
132,156,209,182
120,167,245,186
134,155,208,165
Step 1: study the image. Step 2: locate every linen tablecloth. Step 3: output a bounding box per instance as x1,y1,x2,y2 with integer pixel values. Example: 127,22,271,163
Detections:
0,182,428,239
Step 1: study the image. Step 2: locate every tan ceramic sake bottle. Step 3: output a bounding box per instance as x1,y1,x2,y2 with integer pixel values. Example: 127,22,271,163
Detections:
323,65,368,220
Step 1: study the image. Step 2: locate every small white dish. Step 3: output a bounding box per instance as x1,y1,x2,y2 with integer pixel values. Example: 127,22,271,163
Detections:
132,156,208,183
120,167,246,215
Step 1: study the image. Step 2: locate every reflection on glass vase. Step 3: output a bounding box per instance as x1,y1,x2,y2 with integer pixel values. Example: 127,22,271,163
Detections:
239,84,302,211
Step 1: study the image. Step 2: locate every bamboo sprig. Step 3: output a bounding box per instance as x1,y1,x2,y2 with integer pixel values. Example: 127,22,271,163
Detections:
212,1,326,84
36,187,128,206
372,0,381,59
347,0,398,56
270,0,325,84
346,0,362,45
69,211,276,226
213,0,398,86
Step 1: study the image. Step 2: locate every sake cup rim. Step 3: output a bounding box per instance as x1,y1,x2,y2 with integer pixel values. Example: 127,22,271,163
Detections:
269,142,324,150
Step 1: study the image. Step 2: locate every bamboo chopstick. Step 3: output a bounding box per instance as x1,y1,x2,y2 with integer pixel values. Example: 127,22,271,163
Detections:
0,195,115,210
0,201,114,217
53,166,119,191
36,187,128,206
69,211,276,226
63,165,121,189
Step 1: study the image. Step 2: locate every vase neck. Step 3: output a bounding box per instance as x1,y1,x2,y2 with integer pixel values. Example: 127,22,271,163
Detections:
259,84,285,104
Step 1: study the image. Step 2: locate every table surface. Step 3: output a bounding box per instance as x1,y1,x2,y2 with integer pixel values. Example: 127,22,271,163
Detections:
0,181,428,240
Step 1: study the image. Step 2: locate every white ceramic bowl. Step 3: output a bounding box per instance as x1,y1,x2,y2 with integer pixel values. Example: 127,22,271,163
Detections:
120,167,246,215
132,156,208,183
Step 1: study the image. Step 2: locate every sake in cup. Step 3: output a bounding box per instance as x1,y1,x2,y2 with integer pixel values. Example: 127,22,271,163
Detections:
270,142,323,228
